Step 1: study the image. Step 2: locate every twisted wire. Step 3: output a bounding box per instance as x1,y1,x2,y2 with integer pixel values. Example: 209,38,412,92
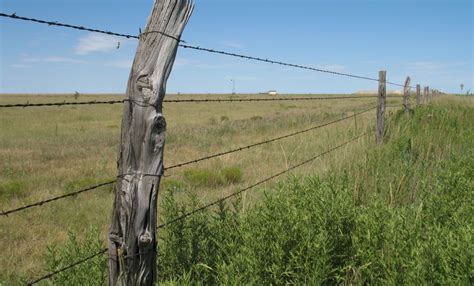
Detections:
0,95,385,109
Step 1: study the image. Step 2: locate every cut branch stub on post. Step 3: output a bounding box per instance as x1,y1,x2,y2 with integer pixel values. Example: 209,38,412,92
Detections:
403,76,411,115
416,84,421,106
108,1,193,285
376,70,386,145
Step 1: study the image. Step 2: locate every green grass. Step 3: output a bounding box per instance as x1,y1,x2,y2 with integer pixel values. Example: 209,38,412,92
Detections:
152,102,473,285
184,166,243,187
0,93,471,284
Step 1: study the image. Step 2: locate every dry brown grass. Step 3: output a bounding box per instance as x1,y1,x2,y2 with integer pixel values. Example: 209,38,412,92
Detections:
0,93,407,282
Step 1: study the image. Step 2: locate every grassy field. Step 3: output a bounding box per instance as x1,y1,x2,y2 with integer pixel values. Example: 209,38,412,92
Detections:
0,93,470,284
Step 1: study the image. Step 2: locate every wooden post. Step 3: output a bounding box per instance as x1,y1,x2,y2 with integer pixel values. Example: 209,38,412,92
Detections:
403,76,411,115
416,84,421,106
427,86,430,102
423,86,428,104
376,70,386,144
108,1,193,285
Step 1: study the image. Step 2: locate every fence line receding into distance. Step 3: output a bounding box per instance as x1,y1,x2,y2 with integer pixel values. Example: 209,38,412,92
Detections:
0,8,440,285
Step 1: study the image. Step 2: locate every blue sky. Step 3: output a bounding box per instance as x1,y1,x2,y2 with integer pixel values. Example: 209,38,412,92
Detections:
0,0,472,94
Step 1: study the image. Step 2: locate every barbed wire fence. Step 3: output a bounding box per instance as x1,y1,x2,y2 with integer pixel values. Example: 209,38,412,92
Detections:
0,95,397,109
0,11,439,285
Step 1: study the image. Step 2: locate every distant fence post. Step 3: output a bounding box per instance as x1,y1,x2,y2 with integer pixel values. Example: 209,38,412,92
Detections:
423,86,428,104
403,76,411,115
107,1,193,285
376,70,386,144
416,84,421,106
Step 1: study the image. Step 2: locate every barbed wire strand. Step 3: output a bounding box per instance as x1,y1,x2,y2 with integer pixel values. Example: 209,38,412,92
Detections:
0,106,376,217
27,249,108,285
0,13,409,88
0,12,184,42
0,100,124,108
161,131,369,228
27,131,368,285
0,181,115,217
0,95,403,109
166,105,377,170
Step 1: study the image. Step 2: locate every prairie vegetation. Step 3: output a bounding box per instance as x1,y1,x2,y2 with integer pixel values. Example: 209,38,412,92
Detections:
0,94,472,284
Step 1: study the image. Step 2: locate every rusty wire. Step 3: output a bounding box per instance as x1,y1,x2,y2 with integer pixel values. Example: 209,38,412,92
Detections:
0,95,391,109
0,105,377,217
0,12,184,42
0,181,115,217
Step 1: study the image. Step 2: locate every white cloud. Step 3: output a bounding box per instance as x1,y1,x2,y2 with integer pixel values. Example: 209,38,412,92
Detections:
75,33,122,55
23,56,87,64
9,64,32,68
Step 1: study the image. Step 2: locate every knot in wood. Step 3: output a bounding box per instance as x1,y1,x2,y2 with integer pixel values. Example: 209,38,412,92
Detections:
152,115,166,133
138,232,153,250
150,115,166,153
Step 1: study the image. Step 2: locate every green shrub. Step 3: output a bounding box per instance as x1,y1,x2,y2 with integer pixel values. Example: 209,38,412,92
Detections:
155,103,473,284
45,228,107,286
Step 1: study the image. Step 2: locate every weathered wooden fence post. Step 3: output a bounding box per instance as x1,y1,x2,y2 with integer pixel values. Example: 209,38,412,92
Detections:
403,76,411,115
416,84,421,106
376,70,386,144
108,1,193,285
423,86,428,104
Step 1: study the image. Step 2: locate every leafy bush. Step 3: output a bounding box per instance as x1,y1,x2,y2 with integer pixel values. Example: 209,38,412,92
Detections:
155,103,473,284
157,151,472,284
45,228,107,286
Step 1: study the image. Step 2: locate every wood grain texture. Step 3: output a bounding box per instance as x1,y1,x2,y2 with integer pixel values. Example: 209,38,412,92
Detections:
403,76,411,115
107,1,193,285
376,71,386,145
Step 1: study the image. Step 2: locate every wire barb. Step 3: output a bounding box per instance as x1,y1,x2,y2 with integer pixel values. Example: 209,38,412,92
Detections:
0,181,115,217
0,12,184,43
0,95,391,109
